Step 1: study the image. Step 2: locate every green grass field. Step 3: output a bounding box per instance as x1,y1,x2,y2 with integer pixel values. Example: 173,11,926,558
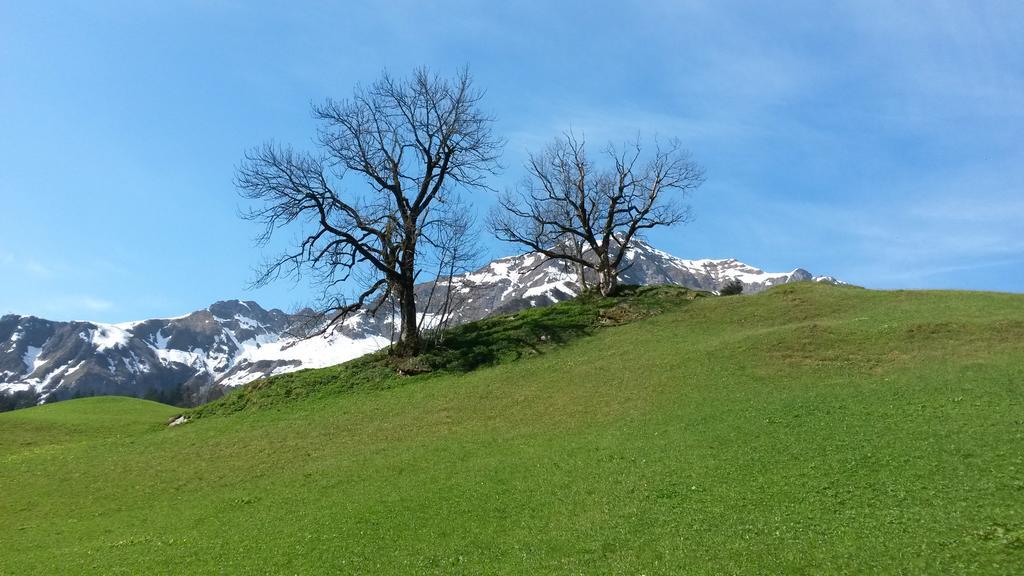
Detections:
2,283,1022,574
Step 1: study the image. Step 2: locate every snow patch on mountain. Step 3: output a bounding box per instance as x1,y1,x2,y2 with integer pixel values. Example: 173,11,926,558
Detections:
218,332,392,388
22,346,42,372
89,325,131,351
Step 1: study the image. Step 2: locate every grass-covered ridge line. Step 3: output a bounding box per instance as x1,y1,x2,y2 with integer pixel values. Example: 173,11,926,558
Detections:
0,396,179,459
191,284,704,418
1,282,1022,574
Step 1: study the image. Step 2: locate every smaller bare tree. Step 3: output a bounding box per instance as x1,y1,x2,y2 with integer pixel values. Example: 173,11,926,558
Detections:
489,132,704,295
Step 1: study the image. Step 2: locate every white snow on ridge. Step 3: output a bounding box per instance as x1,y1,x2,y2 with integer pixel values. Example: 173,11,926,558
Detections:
22,346,42,373
137,314,391,389
152,328,171,349
627,243,809,287
152,347,208,369
236,332,390,370
112,320,146,330
715,266,795,284
462,257,521,285
416,312,442,330
217,332,391,388
88,325,131,351
523,278,577,300
1,358,88,397
109,311,192,329
456,252,578,303
233,314,259,330
0,381,34,394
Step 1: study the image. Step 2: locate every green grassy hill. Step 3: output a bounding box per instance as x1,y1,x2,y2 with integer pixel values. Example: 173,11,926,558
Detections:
2,283,1022,574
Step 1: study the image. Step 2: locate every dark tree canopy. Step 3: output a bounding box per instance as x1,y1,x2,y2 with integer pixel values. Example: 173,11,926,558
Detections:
719,278,744,296
236,68,501,356
489,132,704,295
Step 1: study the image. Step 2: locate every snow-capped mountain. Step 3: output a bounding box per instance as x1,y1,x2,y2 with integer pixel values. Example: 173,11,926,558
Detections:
0,241,840,408
0,301,389,407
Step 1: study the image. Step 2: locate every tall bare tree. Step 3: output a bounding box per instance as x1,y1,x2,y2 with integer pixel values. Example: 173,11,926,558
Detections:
236,68,501,357
489,132,704,296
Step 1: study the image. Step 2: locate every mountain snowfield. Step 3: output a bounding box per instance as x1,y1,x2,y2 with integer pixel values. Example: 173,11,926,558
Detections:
0,241,840,406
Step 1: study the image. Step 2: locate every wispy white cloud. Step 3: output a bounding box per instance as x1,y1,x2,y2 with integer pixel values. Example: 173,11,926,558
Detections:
0,253,61,278
36,295,115,319
0,252,123,318
838,1,1024,122
732,186,1024,288
23,259,55,277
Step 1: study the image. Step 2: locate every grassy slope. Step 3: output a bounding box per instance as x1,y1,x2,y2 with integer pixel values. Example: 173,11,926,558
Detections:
1,283,1022,574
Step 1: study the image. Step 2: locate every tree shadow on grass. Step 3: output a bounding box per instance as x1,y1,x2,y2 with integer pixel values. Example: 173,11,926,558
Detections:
418,303,599,373
415,284,699,375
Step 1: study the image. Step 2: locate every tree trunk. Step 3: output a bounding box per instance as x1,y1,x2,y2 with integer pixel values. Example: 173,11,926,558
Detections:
598,266,618,296
394,237,420,357
394,275,420,356
576,261,588,292
572,241,589,292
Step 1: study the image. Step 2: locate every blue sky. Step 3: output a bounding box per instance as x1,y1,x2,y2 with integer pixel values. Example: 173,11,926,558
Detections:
1,1,1022,322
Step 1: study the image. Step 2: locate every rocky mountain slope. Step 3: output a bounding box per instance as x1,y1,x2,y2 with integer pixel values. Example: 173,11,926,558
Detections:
0,241,839,407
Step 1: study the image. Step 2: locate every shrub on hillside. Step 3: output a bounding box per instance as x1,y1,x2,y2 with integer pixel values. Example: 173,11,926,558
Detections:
719,279,744,296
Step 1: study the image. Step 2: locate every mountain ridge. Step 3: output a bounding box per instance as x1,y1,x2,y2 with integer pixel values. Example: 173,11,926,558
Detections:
1,241,840,407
